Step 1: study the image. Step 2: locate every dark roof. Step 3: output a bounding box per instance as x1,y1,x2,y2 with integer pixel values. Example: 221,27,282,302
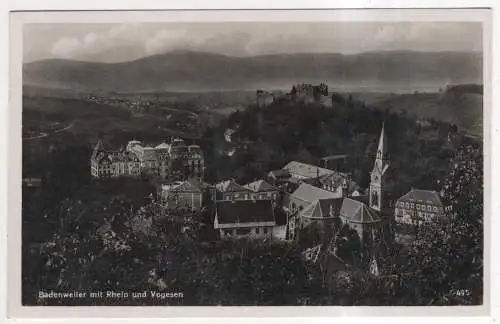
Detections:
215,200,275,226
397,189,443,206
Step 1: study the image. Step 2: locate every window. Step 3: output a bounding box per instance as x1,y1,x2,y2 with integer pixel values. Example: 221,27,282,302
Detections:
416,204,421,210
433,206,438,212
263,228,268,234
405,202,410,208
256,228,260,234
410,203,414,208
427,205,432,212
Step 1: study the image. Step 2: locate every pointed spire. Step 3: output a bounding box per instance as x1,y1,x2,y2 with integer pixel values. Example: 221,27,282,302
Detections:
376,121,387,160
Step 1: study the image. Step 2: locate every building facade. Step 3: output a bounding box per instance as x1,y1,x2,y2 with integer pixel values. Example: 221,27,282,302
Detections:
394,189,445,226
215,180,253,201
214,200,276,239
90,138,204,179
161,178,211,212
244,180,280,202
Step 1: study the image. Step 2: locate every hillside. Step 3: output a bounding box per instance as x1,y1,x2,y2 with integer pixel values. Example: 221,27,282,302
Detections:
23,50,482,93
358,85,483,138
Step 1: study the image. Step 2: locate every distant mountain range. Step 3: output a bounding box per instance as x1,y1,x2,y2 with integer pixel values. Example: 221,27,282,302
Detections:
23,50,483,93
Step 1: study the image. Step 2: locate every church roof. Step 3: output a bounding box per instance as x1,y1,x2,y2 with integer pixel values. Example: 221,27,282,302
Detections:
291,183,338,204
339,198,379,223
283,161,334,179
244,180,278,193
301,197,344,219
216,180,250,193
377,122,387,158
397,189,443,206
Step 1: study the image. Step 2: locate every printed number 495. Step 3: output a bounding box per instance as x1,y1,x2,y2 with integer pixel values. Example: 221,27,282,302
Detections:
453,289,471,296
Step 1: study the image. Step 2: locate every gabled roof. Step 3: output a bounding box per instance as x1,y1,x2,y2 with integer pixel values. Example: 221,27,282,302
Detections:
170,180,202,193
301,198,344,219
215,200,275,227
291,183,338,204
339,198,379,223
397,189,443,206
244,180,278,193
283,161,334,179
215,180,250,193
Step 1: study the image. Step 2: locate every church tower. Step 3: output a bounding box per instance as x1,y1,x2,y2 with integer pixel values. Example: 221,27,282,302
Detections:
369,123,389,212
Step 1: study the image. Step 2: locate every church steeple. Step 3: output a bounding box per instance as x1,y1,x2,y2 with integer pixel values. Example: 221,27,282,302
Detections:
376,122,387,160
369,123,389,212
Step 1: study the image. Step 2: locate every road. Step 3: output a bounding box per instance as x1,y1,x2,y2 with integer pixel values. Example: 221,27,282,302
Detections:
23,122,75,141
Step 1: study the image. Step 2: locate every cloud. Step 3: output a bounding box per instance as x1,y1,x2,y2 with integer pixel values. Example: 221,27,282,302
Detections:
144,28,190,55
46,22,482,62
51,37,83,58
50,24,145,60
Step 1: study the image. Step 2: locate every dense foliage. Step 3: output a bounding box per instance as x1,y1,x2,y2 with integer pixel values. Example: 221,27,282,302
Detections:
202,100,455,196
22,94,483,306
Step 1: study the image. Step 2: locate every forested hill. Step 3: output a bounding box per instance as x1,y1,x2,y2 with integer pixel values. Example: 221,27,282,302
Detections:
23,50,482,92
366,84,483,139
201,98,461,197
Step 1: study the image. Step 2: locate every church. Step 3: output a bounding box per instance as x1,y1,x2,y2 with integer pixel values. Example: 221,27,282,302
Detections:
287,123,392,244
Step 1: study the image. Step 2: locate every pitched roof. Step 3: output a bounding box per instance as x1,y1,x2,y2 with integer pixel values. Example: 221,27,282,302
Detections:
398,189,443,206
170,180,203,193
301,198,344,219
283,161,334,179
339,198,379,223
215,200,275,226
215,180,250,193
291,183,338,204
244,180,277,192
377,122,387,159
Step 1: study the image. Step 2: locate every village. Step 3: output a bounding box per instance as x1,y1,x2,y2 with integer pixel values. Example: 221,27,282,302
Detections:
89,120,454,277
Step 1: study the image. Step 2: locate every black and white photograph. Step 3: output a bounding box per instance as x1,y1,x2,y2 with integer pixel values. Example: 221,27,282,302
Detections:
11,8,489,313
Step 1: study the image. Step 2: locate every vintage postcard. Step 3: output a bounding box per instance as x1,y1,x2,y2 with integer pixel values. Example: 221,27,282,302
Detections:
8,8,491,318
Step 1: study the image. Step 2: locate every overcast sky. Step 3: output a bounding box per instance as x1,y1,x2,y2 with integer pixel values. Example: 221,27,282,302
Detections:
23,22,483,63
